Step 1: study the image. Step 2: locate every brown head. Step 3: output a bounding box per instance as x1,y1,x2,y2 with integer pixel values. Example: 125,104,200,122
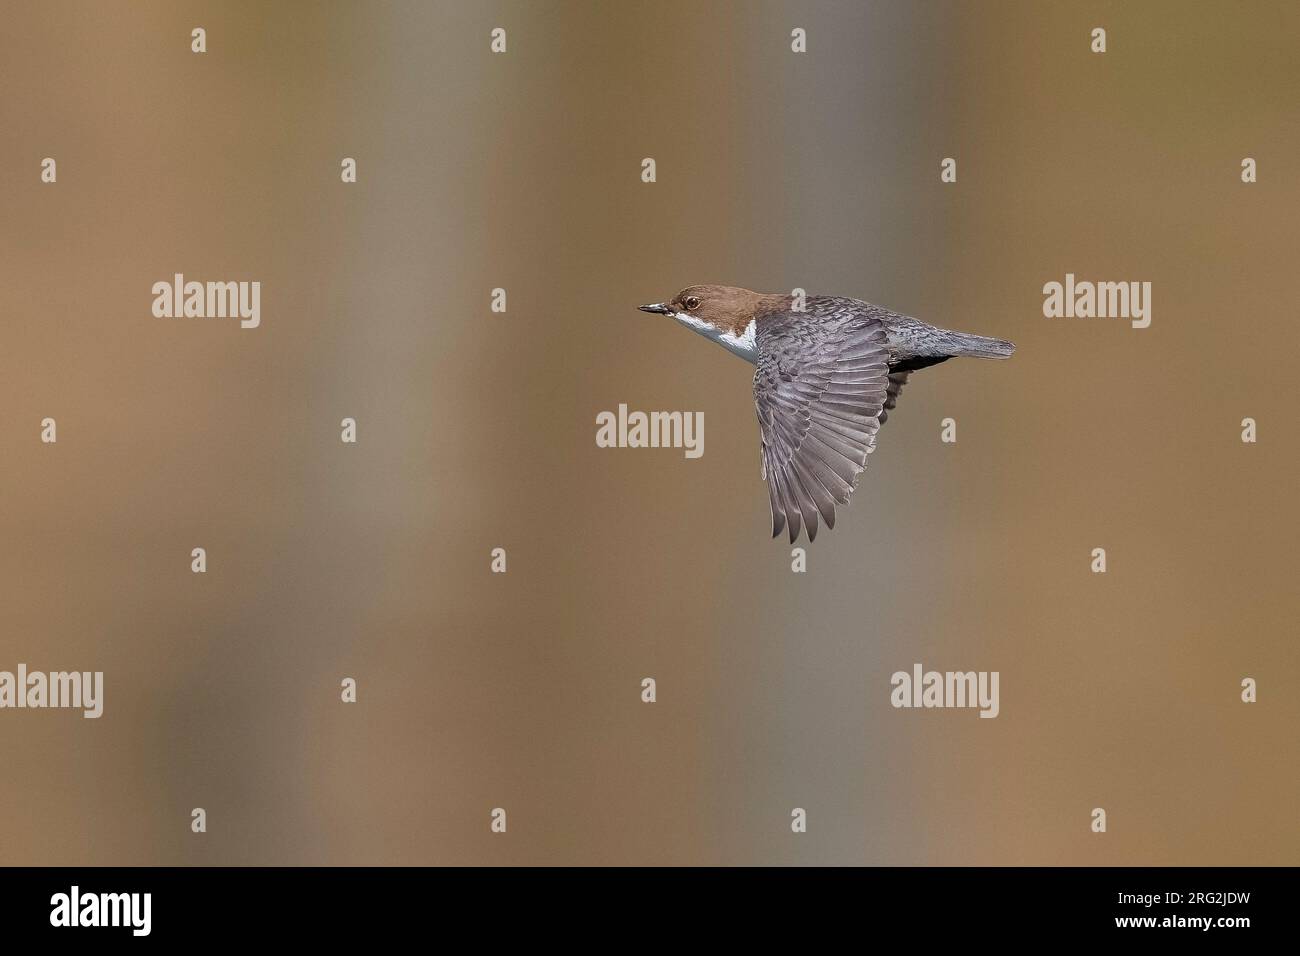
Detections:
638,285,787,360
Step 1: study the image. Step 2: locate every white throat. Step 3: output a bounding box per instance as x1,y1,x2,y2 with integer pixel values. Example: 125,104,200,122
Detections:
673,313,758,363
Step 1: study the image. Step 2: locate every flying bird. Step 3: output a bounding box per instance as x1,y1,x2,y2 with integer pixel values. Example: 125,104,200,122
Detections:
638,285,1014,542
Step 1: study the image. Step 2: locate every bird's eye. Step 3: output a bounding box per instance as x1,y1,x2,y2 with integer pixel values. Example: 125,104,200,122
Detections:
685,296,701,311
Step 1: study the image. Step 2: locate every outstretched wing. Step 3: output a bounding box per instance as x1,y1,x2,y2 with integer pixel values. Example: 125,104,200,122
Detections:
754,304,892,542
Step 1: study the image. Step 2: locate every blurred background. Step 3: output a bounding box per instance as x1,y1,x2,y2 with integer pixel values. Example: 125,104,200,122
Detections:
1,0,1296,865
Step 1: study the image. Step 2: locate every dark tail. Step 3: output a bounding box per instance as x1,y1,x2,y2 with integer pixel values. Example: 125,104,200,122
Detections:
949,331,1015,359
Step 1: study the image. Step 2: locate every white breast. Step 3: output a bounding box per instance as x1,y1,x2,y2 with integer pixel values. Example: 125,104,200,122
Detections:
674,313,758,364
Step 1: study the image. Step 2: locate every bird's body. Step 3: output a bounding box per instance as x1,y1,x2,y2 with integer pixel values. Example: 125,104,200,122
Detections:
639,285,1015,542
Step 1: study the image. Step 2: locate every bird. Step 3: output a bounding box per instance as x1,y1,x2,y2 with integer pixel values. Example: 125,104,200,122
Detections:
638,285,1014,542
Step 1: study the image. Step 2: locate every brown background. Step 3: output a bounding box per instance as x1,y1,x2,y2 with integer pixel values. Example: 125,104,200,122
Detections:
1,1,1296,865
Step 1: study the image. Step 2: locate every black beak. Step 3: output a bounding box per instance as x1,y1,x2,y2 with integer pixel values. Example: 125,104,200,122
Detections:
638,302,673,315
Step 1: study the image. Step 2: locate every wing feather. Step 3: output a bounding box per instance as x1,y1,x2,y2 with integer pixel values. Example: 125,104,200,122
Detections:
754,302,894,542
